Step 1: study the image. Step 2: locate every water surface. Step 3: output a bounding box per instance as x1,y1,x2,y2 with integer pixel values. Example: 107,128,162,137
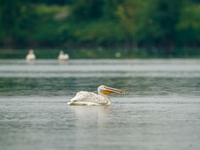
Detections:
0,59,200,150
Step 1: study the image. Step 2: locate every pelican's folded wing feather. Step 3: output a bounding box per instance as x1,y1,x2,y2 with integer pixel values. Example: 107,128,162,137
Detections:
70,91,88,102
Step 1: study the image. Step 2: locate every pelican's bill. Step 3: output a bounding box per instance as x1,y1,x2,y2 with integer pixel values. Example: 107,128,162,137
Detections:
103,86,125,95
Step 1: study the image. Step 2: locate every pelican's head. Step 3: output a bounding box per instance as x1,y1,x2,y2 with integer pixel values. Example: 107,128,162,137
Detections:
60,51,64,54
29,49,34,54
98,85,125,95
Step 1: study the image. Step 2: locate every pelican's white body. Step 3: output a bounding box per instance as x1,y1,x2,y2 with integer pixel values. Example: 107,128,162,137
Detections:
26,54,35,60
26,50,36,60
68,91,111,106
58,51,69,60
68,85,124,106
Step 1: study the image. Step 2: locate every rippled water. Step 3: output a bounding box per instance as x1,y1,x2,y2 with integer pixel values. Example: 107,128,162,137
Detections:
0,59,200,150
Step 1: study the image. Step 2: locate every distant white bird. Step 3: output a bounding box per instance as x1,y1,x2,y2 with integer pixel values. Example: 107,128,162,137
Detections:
26,50,36,60
58,51,69,61
115,52,121,58
68,85,125,106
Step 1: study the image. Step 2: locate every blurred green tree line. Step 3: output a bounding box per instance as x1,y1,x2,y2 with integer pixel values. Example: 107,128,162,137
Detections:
0,0,200,50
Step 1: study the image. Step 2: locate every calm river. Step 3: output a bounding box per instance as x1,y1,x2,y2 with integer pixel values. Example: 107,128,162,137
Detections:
0,59,200,150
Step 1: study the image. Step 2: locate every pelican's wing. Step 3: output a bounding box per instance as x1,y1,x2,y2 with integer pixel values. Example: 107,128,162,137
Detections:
88,92,109,104
71,91,88,102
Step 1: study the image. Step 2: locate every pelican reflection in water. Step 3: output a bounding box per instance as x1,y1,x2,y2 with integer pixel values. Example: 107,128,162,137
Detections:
68,85,125,106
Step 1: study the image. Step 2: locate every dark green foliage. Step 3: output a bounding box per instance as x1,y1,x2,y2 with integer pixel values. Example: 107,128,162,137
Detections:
30,0,72,5
0,0,37,47
0,0,200,56
133,0,187,47
71,0,104,21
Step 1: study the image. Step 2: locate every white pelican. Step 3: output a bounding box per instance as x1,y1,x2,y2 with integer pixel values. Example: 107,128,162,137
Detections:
68,85,125,106
58,51,69,61
26,49,36,60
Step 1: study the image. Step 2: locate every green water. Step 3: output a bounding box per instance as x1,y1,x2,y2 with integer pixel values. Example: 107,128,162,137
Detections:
0,59,200,150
